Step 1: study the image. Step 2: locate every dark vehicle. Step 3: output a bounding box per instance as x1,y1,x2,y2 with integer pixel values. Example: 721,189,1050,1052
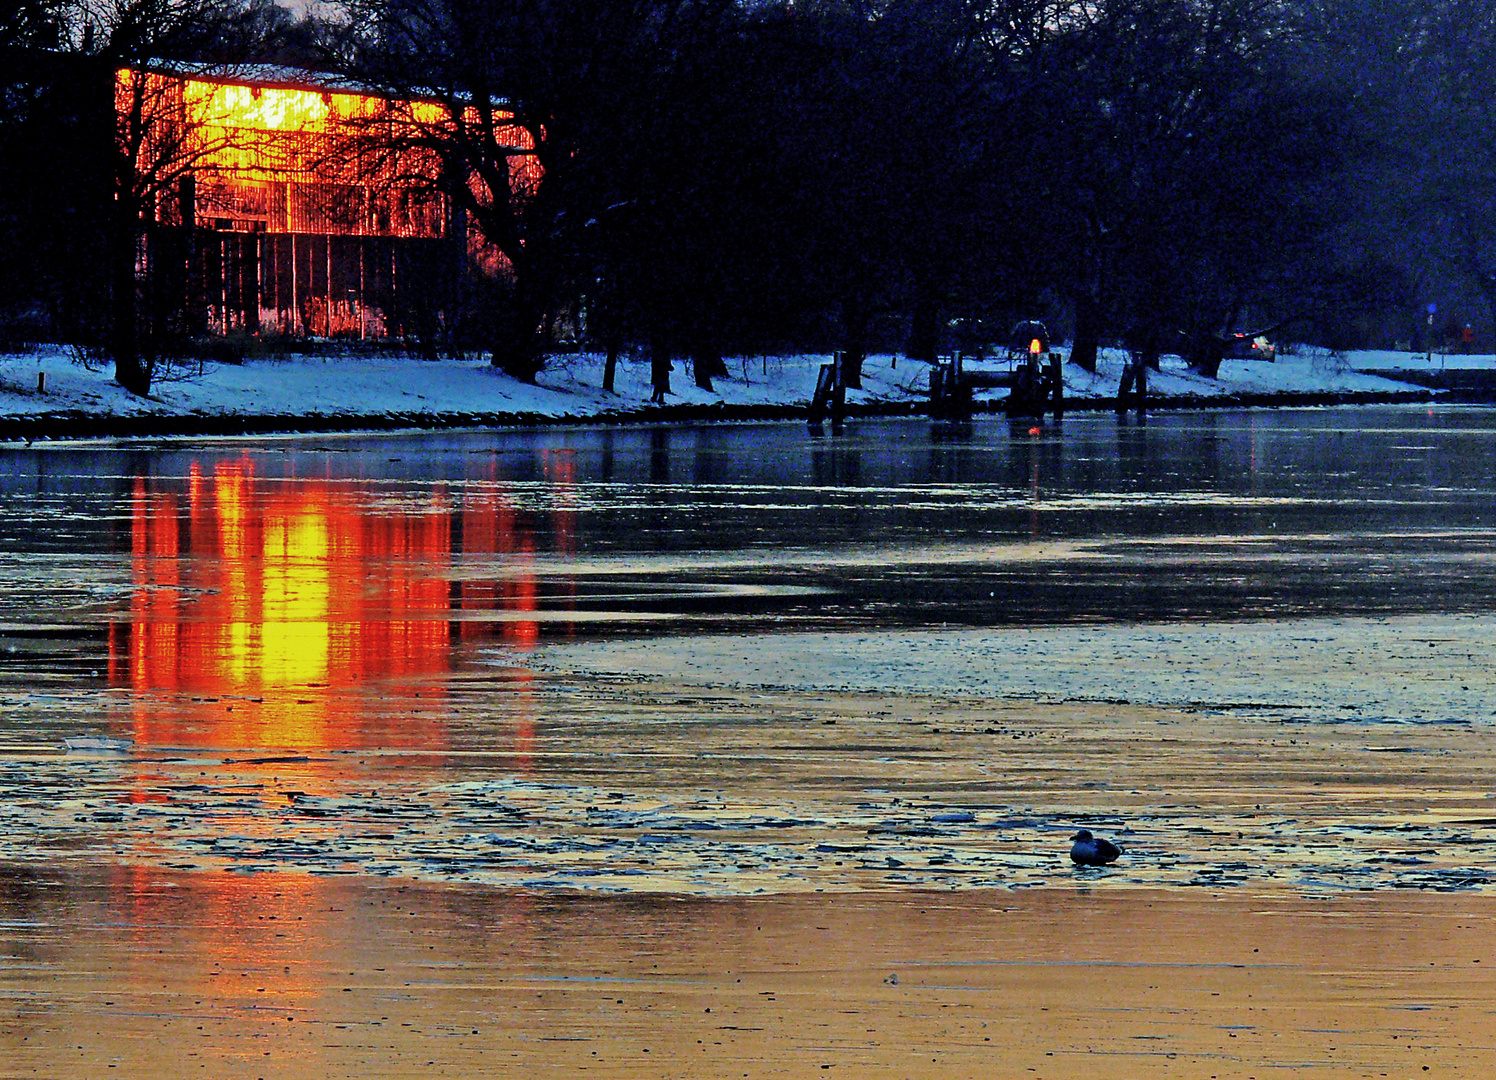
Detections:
1223,333,1276,362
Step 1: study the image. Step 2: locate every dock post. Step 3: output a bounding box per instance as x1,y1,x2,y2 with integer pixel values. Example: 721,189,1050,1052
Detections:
1047,352,1063,420
809,361,836,429
1116,361,1146,415
830,351,846,432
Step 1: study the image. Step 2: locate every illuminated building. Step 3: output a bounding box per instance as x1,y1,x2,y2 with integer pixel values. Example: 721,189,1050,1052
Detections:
119,63,536,341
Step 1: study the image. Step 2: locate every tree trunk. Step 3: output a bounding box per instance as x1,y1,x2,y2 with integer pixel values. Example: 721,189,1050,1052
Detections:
649,333,672,402
488,284,546,382
1467,251,1496,342
689,310,729,384
906,294,938,365
1188,334,1226,379
690,337,727,391
702,350,729,379
602,337,620,393
490,331,544,381
692,349,714,392
1070,291,1100,373
111,222,151,398
841,293,868,389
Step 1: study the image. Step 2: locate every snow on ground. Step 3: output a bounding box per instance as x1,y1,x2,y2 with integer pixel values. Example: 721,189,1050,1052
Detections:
0,343,1468,424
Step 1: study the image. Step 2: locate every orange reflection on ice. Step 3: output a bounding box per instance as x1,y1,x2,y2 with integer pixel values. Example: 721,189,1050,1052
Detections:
96,866,382,1047
117,459,452,755
452,452,577,649
455,482,539,649
112,455,577,773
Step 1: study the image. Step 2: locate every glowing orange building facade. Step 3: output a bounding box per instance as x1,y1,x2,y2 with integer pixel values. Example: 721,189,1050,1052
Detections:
122,64,534,341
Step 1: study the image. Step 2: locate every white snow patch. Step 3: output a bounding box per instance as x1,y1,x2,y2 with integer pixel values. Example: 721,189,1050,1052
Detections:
0,345,1469,424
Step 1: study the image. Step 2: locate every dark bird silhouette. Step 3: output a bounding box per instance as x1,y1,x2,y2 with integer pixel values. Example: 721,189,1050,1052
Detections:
1070,829,1122,866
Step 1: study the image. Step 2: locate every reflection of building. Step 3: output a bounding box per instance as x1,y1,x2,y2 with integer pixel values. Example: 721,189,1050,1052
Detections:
121,63,537,340
110,457,571,755
454,452,576,650
115,461,454,752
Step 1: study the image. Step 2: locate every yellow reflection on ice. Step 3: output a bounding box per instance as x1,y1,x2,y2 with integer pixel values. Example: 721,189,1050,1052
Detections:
117,458,455,754
259,502,333,687
112,454,568,766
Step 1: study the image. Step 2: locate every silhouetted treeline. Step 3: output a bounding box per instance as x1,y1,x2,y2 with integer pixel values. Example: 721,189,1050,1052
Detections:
4,0,1496,391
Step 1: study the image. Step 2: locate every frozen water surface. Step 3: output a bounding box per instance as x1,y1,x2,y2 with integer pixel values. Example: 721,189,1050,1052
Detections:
3,405,1496,894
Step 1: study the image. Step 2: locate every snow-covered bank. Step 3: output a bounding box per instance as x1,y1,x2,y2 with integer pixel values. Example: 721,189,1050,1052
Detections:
0,344,1465,438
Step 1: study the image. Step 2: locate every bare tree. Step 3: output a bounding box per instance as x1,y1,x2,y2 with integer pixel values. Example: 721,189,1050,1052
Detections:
1,0,66,48
79,0,274,394
1020,0,1339,371
1402,0,1496,332
0,0,74,337
337,0,730,382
